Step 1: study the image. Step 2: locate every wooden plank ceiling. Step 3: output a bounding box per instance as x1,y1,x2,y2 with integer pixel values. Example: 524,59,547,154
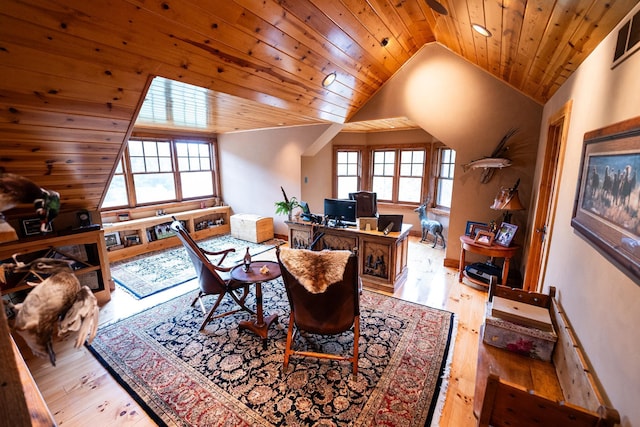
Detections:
0,0,636,214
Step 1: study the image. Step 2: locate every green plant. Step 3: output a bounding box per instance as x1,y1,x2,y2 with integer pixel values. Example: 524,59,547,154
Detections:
274,186,299,217
274,197,299,216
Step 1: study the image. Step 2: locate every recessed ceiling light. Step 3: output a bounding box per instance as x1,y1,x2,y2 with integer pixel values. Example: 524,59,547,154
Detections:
425,0,448,15
322,72,337,87
472,24,492,37
380,37,389,47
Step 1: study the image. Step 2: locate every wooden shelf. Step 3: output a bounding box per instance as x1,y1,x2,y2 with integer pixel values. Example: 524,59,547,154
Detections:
103,206,231,262
0,229,112,304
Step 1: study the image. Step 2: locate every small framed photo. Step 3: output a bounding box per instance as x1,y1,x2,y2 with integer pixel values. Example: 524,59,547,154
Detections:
104,232,121,248
495,222,518,247
117,212,130,221
124,234,140,246
474,229,495,246
470,223,491,239
21,218,52,236
465,221,487,236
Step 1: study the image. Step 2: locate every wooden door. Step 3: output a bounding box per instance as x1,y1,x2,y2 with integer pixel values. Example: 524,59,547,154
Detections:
523,101,572,292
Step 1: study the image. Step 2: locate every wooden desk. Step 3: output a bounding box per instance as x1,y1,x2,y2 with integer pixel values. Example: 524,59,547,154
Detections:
458,235,519,289
286,221,412,293
231,261,281,349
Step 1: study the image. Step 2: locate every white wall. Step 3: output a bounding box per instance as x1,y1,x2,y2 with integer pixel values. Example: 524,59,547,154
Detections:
218,124,333,236
346,44,543,266
538,4,640,425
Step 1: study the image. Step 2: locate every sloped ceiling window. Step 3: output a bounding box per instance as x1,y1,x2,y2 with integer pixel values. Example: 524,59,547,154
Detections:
137,77,208,128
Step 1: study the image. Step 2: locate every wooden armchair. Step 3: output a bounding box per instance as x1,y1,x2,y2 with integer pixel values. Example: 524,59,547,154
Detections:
170,218,254,331
277,248,360,375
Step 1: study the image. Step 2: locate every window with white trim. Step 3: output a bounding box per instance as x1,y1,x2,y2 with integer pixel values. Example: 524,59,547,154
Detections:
335,149,361,199
371,148,426,203
101,138,216,209
435,148,456,208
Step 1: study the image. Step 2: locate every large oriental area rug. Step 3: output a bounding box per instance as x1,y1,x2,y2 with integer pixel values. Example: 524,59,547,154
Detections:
88,280,456,427
110,235,278,299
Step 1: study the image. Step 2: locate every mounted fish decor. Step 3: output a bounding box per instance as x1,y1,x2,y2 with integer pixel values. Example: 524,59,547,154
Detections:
462,128,518,184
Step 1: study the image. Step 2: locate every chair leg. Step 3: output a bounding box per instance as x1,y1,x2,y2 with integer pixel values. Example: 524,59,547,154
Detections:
191,291,206,313
352,316,360,376
228,285,255,315
283,312,295,371
199,293,225,331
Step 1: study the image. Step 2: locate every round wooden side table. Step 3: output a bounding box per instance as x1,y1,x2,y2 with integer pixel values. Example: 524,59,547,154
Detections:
458,235,520,289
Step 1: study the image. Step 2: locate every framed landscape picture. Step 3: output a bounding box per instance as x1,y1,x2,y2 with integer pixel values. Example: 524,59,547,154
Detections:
571,117,640,282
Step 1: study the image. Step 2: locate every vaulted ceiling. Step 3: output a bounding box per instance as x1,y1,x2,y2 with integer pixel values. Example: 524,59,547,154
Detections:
0,0,637,213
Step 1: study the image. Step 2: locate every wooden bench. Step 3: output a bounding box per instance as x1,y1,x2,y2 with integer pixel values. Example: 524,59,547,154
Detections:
474,284,620,427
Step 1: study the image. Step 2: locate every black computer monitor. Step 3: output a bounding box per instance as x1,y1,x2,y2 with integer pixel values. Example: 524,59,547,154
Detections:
324,198,356,225
348,191,378,218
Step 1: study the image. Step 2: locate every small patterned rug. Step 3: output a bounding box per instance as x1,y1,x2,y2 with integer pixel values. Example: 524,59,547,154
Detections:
110,234,279,299
88,281,456,426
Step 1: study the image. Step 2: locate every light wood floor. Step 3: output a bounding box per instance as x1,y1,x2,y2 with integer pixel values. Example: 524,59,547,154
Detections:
17,236,486,426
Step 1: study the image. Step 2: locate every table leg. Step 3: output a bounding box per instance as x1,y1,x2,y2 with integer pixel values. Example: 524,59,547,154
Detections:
502,257,510,286
459,247,466,283
239,282,278,349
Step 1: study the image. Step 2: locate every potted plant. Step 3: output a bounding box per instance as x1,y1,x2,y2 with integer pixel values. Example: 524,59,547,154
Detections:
274,186,299,221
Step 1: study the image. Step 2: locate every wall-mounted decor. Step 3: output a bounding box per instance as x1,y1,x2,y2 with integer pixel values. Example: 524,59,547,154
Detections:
571,117,640,282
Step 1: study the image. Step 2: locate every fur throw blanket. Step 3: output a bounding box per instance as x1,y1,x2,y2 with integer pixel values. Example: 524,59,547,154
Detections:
279,248,352,294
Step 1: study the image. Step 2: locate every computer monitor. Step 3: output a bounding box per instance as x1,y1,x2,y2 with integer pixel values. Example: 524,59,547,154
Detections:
323,198,356,225
348,191,378,218
299,201,312,220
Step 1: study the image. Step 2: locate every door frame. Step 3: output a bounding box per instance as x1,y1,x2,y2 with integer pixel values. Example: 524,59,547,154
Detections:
523,101,572,292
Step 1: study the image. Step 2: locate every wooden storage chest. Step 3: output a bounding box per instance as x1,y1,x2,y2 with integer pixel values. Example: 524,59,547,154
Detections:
231,214,274,243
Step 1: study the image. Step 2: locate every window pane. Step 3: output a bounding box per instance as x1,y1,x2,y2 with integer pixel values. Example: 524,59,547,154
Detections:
129,140,143,156
437,179,453,208
143,140,158,156
337,151,349,163
102,175,128,208
145,157,159,172
178,157,190,171
337,164,348,175
176,142,188,156
337,176,358,199
130,157,145,173
157,142,171,157
400,163,412,175
133,173,176,203
181,171,213,198
158,157,172,172
372,176,393,200
398,177,422,203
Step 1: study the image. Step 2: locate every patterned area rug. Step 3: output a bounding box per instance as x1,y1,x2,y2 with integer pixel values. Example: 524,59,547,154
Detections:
110,235,279,299
88,280,456,426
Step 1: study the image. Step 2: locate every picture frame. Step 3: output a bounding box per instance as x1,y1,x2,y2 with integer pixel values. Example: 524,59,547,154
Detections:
495,222,518,247
474,229,495,246
470,223,491,239
465,221,487,236
571,117,640,281
104,232,121,248
21,218,52,236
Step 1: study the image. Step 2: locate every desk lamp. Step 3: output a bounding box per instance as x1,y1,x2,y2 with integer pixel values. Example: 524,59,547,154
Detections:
490,179,525,224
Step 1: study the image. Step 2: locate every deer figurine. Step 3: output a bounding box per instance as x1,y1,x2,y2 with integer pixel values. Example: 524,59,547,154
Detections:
414,200,446,248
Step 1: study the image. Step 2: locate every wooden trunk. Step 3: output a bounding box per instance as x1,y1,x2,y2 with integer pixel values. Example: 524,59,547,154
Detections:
231,214,274,243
